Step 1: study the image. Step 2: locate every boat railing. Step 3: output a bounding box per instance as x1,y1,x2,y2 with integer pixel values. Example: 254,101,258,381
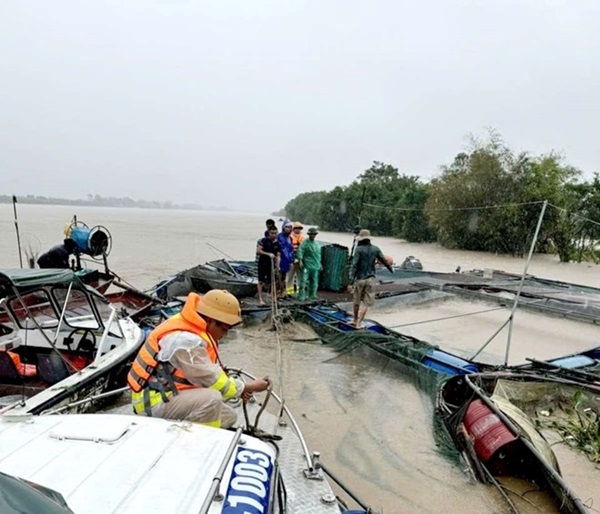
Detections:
93,306,122,364
226,367,316,474
198,427,244,514
8,288,79,373
53,281,74,344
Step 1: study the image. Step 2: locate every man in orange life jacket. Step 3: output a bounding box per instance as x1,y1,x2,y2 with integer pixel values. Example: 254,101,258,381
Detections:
127,290,270,428
286,221,304,294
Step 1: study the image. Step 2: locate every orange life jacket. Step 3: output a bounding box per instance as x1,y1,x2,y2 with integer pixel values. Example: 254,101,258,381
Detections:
290,233,304,253
127,293,218,394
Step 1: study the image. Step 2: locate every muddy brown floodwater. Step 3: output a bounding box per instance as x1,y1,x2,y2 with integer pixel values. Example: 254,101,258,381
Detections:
1,204,599,513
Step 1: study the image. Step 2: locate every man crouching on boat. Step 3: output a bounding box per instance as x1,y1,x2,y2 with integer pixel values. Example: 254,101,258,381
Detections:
127,290,270,428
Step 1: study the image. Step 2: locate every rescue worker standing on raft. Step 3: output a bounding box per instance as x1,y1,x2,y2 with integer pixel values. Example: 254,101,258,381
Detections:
127,290,270,428
296,227,322,302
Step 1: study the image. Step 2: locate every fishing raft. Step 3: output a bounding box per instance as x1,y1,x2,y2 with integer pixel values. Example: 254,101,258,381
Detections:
295,304,486,377
294,303,595,513
437,373,593,514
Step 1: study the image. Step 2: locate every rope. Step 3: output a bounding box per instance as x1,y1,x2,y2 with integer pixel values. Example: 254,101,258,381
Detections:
388,306,505,329
362,198,600,230
269,259,285,421
547,203,600,228
362,200,545,212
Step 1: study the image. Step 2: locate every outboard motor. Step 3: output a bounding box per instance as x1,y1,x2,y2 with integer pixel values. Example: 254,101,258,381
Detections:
399,255,423,271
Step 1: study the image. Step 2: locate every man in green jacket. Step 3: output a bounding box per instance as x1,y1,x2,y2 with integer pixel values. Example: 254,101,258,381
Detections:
350,229,394,328
296,227,322,301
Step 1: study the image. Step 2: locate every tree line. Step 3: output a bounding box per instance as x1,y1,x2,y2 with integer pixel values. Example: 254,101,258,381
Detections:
283,133,600,263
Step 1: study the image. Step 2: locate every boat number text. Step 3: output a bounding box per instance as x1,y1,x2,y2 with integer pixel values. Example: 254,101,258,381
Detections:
223,447,274,514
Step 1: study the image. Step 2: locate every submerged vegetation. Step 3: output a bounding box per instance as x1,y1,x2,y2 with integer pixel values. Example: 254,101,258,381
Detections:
283,132,600,262
547,391,600,467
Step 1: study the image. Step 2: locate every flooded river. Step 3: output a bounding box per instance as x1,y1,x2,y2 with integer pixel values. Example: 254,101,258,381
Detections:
1,204,599,513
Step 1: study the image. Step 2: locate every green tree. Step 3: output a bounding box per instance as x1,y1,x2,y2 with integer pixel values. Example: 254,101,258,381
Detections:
356,162,423,236
393,184,436,242
427,134,535,254
284,191,326,225
518,154,581,261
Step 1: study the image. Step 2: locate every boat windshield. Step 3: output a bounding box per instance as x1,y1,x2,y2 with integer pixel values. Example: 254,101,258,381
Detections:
51,286,100,330
0,312,16,339
5,287,102,331
7,289,60,329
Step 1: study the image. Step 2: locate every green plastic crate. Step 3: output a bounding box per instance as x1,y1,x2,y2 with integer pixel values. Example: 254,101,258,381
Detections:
319,243,349,292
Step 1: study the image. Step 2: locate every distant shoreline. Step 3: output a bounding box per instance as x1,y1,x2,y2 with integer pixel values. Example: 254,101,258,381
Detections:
1,194,233,212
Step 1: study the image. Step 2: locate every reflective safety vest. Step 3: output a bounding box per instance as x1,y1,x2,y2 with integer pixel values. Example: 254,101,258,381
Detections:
290,233,304,253
127,293,221,416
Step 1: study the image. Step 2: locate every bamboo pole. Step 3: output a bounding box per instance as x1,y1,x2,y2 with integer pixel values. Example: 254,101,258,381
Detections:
12,195,23,268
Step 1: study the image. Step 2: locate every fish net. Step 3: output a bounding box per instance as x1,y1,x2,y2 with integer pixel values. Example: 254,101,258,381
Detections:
298,320,463,461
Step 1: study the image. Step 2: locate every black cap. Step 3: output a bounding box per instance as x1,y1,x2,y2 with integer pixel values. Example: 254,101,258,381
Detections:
353,225,362,234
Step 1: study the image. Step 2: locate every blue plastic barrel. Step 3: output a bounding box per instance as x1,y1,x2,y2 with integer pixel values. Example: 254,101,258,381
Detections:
549,355,596,369
421,350,479,375
69,225,109,256
70,226,94,254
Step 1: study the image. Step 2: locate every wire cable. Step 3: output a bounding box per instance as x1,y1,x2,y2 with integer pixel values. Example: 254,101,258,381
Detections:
362,200,545,212
547,203,600,228
387,306,506,329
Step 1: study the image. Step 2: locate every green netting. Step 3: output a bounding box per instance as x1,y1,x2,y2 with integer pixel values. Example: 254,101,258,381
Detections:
324,329,462,460
296,310,448,395
301,304,600,474
293,310,468,461
492,379,591,417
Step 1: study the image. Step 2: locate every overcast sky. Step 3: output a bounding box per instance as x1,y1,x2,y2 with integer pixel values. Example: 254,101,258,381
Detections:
2,1,599,212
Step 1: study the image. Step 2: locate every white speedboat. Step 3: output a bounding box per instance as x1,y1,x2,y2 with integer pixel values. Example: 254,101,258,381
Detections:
0,402,371,513
0,269,144,415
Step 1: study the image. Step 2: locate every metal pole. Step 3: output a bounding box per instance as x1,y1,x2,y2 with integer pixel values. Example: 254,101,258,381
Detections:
206,242,235,261
357,185,367,227
199,427,243,514
40,386,130,415
349,186,368,267
317,462,372,512
12,195,23,268
53,281,73,344
469,317,510,361
504,200,547,366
